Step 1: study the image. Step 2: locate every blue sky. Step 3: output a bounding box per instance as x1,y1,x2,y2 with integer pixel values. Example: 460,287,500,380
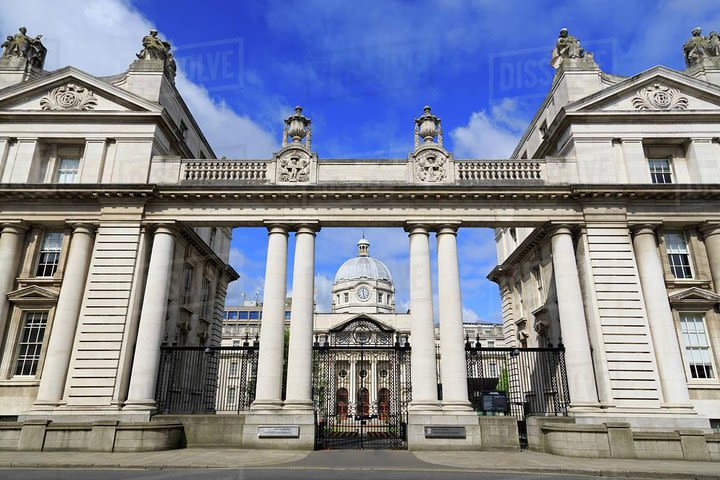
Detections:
3,0,719,322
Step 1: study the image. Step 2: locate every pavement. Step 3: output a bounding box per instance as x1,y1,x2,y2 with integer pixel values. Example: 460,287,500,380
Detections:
0,448,717,479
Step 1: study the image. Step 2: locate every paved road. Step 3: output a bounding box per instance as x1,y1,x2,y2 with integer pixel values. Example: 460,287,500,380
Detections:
0,450,645,480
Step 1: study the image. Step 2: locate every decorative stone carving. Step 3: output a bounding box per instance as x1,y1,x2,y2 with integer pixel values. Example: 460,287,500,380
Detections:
1,26,46,69
277,148,311,182
683,27,720,68
136,30,177,79
414,105,442,147
40,83,98,111
550,28,586,69
631,83,688,111
414,149,448,182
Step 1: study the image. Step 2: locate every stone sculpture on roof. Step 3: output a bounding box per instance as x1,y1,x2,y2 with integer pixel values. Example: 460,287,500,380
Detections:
136,29,177,78
683,27,720,68
550,28,584,69
1,26,46,69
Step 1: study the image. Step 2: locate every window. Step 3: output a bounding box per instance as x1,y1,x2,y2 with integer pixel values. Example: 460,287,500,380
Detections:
201,278,211,317
182,264,193,304
232,339,240,347
238,311,249,320
36,232,62,277
344,292,349,303
679,314,715,379
532,266,544,304
515,281,524,318
711,419,720,434
14,311,48,376
56,158,80,183
227,311,238,320
227,386,236,404
664,232,692,279
179,120,188,139
649,158,673,184
378,292,383,303
208,227,217,249
249,311,259,320
284,310,291,320
229,362,238,377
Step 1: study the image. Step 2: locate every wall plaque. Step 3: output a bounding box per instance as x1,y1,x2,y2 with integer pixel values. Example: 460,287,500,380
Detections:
257,425,300,438
424,425,466,439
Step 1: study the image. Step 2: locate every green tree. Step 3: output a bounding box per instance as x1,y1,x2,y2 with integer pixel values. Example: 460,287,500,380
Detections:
496,367,509,393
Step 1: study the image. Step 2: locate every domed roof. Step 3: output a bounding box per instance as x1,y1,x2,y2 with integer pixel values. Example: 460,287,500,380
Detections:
334,239,393,284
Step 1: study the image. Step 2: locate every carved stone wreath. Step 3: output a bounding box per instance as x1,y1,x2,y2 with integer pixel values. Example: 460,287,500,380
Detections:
40,83,98,111
277,149,310,182
415,149,448,182
631,83,688,111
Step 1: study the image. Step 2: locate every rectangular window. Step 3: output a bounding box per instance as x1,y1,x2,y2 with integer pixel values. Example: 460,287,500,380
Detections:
182,264,193,304
284,310,291,320
227,386,236,404
649,158,673,184
665,232,693,279
14,311,48,376
378,292,383,303
35,231,62,277
515,281,524,318
344,292,349,303
229,361,238,377
57,158,80,183
680,314,715,379
238,311,249,320
532,266,543,304
249,311,259,320
227,311,238,320
232,339,240,347
201,278,211,317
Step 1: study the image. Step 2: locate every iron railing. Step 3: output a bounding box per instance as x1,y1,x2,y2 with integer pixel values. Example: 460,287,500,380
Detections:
155,337,259,414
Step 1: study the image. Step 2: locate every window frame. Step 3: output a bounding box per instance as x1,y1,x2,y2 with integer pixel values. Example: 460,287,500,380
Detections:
0,305,56,382
181,263,194,305
34,230,63,278
648,157,674,184
55,157,81,184
663,231,694,280
676,312,718,383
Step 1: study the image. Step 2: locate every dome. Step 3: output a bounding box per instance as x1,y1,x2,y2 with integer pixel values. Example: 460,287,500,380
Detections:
333,239,393,283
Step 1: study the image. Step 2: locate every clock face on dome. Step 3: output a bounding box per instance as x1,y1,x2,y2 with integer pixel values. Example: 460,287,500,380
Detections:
356,286,371,301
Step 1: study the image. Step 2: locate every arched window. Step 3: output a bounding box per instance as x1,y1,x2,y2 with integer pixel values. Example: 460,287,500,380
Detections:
378,387,390,421
336,387,348,417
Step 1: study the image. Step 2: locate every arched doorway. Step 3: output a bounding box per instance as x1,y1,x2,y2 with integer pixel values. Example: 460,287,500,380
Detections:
336,387,348,417
356,387,369,417
378,387,390,421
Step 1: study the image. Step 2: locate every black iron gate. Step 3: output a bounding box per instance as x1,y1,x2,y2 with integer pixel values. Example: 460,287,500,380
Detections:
464,338,570,447
313,318,411,450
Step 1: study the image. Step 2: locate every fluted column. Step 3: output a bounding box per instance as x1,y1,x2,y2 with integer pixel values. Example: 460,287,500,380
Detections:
701,223,720,295
125,225,176,409
0,223,28,349
284,224,318,410
406,224,440,410
550,226,598,407
252,224,289,410
34,224,95,407
436,224,471,410
632,225,691,406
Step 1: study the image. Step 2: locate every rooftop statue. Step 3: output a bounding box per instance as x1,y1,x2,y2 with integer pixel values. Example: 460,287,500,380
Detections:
550,28,584,69
1,27,47,69
136,29,177,78
683,27,720,68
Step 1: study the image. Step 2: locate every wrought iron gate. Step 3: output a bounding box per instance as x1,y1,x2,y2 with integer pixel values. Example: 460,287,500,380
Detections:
313,318,411,449
464,339,570,447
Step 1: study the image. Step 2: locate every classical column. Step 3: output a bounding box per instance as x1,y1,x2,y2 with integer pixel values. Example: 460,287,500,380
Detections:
406,224,440,410
0,223,28,349
125,225,176,409
252,224,289,410
631,225,691,406
701,223,720,295
284,224,317,410
34,224,95,407
436,224,471,410
550,226,598,407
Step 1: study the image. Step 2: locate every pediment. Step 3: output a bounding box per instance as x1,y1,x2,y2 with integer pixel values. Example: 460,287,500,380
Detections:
0,66,161,113
329,314,395,333
668,287,720,307
567,66,720,113
7,285,58,303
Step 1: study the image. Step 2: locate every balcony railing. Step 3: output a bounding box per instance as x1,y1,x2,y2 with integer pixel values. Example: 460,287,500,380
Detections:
456,160,544,181
182,160,268,182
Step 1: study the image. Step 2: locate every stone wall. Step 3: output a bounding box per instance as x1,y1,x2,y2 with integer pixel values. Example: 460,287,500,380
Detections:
528,417,719,461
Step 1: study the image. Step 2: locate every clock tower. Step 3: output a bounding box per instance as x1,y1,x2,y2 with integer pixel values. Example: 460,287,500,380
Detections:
331,238,396,314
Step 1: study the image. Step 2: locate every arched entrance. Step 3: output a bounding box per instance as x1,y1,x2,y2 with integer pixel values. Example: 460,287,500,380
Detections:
313,317,411,449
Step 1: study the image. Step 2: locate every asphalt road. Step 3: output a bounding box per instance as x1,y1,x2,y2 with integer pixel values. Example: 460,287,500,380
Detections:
0,450,645,480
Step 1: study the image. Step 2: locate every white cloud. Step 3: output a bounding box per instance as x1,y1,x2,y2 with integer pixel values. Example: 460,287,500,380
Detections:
0,0,276,159
314,273,334,313
462,307,481,323
450,98,525,158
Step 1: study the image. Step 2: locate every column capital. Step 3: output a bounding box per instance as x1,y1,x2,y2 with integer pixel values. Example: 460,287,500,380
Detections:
67,223,97,235
629,223,660,238
434,221,461,235
699,222,720,239
290,221,320,234
548,224,577,238
153,224,177,237
263,221,290,235
404,223,430,235
1,221,30,235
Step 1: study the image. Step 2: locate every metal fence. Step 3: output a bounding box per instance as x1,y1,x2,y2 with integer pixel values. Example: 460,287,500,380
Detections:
464,338,570,446
155,338,259,414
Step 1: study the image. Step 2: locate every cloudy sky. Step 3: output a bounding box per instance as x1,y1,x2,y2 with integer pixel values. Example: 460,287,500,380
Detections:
3,0,719,322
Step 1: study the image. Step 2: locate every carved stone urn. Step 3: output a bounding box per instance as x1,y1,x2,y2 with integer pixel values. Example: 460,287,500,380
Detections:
286,106,311,143
415,105,440,143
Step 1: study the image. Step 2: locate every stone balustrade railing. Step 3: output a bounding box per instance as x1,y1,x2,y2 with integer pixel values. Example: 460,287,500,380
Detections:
182,160,269,182
455,160,544,181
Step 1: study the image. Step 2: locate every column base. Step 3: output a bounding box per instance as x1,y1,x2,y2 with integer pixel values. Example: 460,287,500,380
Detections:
282,400,314,412
441,401,473,412
122,399,157,412
409,400,442,413
568,402,603,414
31,400,63,410
250,399,284,411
